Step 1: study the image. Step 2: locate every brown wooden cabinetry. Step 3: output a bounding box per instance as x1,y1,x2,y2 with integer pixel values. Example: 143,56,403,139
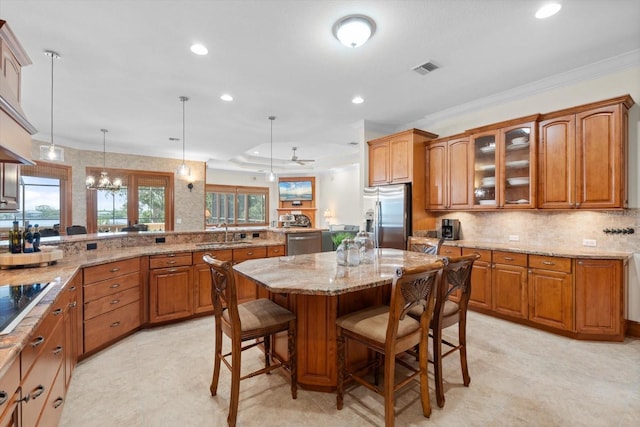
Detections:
20,300,65,427
0,357,20,427
492,251,528,319
0,163,19,211
538,96,632,209
192,249,232,314
62,273,81,388
528,255,573,331
149,253,193,323
427,134,472,210
233,246,268,304
464,248,492,310
83,258,142,353
575,258,624,340
368,129,438,230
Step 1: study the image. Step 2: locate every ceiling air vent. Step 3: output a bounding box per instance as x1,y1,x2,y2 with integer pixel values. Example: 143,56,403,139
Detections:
412,61,439,75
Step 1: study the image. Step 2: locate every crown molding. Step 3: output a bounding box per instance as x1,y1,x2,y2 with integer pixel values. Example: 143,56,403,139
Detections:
416,49,640,129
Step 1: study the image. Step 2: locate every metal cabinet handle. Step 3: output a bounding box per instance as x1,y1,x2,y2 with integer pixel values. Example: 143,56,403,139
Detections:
30,385,45,400
247,252,254,256
166,253,176,257
69,286,76,291
542,261,555,265
52,345,63,355
110,299,120,305
53,397,64,409
503,257,514,261
110,267,120,273
0,391,7,406
578,261,584,265
110,283,120,288
31,336,45,348
52,308,63,316
69,301,77,308
110,321,121,328
167,260,177,264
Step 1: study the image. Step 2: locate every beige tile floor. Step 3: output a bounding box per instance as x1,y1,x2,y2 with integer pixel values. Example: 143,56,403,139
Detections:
60,312,640,427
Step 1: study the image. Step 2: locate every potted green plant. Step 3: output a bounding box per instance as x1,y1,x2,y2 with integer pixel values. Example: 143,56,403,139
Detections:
331,232,355,250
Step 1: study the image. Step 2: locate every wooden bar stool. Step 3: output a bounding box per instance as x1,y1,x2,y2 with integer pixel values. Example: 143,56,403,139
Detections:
407,236,444,255
204,254,297,427
336,260,444,427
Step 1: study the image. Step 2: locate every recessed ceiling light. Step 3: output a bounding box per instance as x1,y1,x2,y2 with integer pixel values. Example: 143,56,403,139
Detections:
190,43,208,55
535,3,562,19
253,150,260,155
352,96,364,104
220,94,233,101
333,15,376,48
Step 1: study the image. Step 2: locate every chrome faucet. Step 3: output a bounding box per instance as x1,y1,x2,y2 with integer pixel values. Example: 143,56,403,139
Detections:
217,222,228,242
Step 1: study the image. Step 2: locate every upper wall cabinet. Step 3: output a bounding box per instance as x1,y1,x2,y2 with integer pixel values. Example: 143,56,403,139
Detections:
0,162,19,211
0,20,36,165
538,95,633,210
367,129,438,186
427,134,472,210
469,116,538,210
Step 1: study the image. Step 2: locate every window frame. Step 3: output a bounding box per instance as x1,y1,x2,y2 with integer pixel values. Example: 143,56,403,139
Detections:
86,168,174,233
205,184,269,227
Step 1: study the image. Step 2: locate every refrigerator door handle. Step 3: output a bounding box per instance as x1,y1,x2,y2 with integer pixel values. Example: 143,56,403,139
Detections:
375,200,382,248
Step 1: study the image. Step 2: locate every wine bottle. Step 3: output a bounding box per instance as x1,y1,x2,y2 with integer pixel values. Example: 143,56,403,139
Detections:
23,225,34,253
33,224,41,252
10,221,21,254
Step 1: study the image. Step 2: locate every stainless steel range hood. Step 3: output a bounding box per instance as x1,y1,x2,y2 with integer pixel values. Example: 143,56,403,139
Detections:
0,20,36,165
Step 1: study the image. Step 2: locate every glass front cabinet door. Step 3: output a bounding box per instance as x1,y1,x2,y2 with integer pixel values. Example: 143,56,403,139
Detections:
471,116,537,209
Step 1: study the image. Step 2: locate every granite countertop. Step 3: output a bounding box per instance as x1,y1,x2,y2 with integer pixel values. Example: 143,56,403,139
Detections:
233,248,442,296
0,238,285,376
442,240,632,260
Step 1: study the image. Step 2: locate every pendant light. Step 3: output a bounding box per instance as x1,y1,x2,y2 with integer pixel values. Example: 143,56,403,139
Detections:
266,116,277,182
85,129,122,191
176,96,190,177
39,50,64,161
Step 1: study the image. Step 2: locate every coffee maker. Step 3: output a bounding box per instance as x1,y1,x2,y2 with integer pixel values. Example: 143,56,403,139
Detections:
442,219,460,240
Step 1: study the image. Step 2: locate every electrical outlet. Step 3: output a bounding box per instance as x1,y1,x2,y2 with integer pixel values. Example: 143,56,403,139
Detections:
155,237,166,243
508,235,520,242
86,242,97,250
583,239,597,247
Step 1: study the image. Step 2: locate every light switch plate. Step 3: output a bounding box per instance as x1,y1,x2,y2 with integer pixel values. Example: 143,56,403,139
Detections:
509,235,520,241
583,239,597,247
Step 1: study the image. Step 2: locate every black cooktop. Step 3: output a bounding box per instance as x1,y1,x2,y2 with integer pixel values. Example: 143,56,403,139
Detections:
0,283,52,335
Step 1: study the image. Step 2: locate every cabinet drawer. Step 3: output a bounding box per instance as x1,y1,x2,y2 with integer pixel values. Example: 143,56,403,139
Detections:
83,271,140,302
84,302,141,353
0,357,19,418
192,249,232,264
529,255,571,273
233,246,267,262
34,362,66,427
462,247,491,262
84,286,141,320
440,246,462,257
21,303,65,380
267,245,285,257
493,250,527,267
149,253,193,269
21,318,64,427
84,258,140,284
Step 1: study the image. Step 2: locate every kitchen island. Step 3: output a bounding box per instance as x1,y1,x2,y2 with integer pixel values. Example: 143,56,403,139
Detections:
233,249,440,391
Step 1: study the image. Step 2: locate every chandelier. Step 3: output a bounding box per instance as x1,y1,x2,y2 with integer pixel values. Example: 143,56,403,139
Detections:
85,129,122,191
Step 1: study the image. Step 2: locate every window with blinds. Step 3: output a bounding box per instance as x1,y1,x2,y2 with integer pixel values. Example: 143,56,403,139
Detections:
206,185,268,227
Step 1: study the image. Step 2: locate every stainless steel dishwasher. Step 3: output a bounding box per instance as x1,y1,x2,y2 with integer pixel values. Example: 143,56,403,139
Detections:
286,231,322,255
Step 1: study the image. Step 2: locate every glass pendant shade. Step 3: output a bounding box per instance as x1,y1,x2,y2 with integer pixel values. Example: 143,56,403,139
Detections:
265,116,277,182
176,163,190,177
40,50,64,162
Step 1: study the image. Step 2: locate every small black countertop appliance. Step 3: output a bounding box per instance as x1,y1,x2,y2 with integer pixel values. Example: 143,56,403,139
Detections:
442,219,460,240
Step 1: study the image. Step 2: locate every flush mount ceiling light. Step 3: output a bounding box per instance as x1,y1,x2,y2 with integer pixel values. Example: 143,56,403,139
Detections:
220,94,233,101
352,96,364,104
266,116,277,183
535,2,562,19
39,50,64,162
85,129,122,192
176,96,191,177
333,15,376,48
190,43,208,55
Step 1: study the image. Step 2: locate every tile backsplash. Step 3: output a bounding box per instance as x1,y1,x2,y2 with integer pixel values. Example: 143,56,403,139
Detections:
432,209,640,252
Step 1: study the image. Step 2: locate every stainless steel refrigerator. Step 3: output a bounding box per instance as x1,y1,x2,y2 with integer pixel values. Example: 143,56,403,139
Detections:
363,183,411,250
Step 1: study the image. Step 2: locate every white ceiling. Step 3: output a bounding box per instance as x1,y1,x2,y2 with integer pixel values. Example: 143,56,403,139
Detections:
2,0,640,174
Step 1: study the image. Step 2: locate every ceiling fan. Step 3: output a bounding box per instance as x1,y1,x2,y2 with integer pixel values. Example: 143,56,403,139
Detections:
290,147,315,165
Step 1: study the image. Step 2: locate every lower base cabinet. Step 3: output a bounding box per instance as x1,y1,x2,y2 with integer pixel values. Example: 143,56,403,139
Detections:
0,357,20,427
149,266,193,323
461,246,624,341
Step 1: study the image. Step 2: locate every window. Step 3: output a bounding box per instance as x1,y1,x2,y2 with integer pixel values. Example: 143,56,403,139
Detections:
87,169,173,233
0,162,71,233
206,185,268,227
